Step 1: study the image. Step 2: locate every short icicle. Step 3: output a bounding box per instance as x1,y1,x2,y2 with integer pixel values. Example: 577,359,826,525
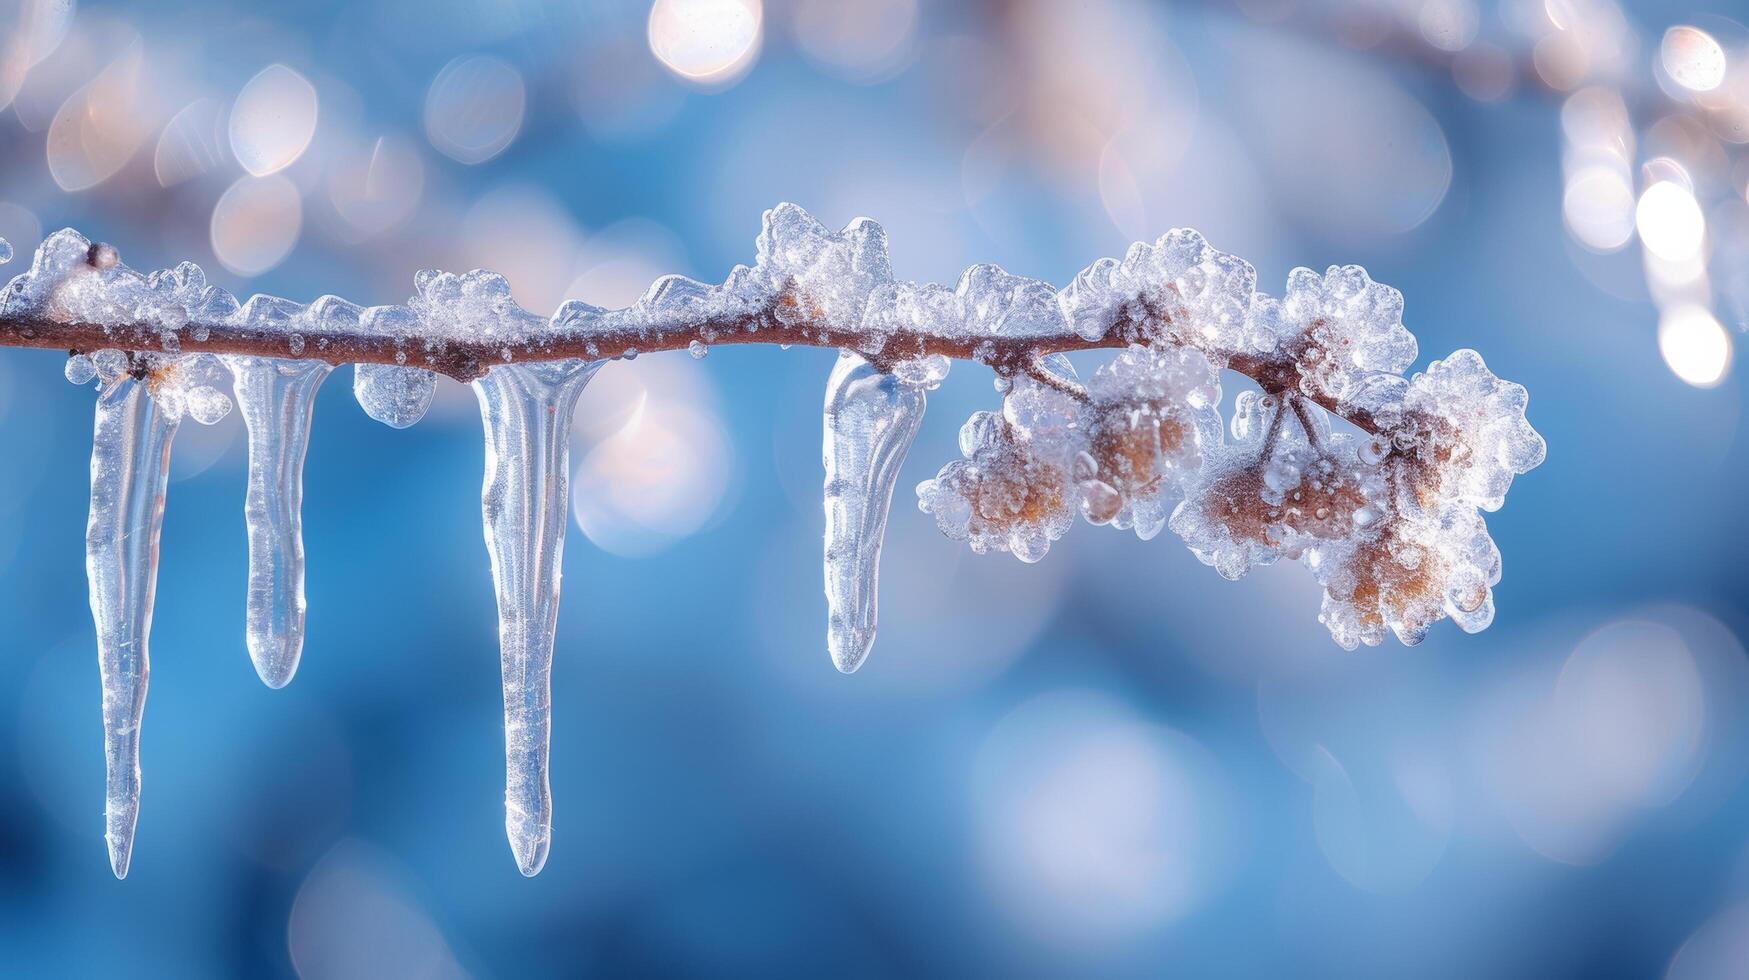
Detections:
86,376,181,878
227,356,333,687
822,352,928,673
473,359,602,876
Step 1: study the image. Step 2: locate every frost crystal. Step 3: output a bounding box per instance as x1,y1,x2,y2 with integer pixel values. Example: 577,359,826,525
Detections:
1059,229,1257,357
474,359,602,876
756,203,893,331
822,353,928,673
1276,265,1418,405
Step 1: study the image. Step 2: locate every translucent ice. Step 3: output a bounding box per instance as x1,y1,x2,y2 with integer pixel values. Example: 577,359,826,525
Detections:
0,237,11,263
353,363,435,427
1057,229,1258,357
755,204,892,328
1276,265,1417,405
226,355,333,687
85,376,181,878
473,359,602,876
822,353,928,673
354,304,436,427
920,370,1086,562
1391,349,1547,515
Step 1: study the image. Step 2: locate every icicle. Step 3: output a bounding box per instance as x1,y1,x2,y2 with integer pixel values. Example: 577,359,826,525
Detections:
472,359,602,876
226,356,333,688
821,352,928,673
85,376,181,878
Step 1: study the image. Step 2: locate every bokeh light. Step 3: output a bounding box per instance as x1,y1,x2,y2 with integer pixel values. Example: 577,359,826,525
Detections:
210,174,303,276
791,0,917,82
1662,26,1727,94
647,0,762,87
229,64,318,177
971,690,1231,945
570,357,733,557
1658,304,1732,387
423,54,525,165
1637,179,1708,261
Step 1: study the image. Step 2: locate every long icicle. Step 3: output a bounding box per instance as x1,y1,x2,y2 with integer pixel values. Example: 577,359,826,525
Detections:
86,376,181,878
822,352,928,673
473,359,601,876
228,357,332,688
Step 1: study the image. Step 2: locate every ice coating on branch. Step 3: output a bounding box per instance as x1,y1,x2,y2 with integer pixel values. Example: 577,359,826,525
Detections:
86,376,181,878
226,350,332,688
1272,265,1418,405
755,203,893,331
1058,230,1258,354
474,359,601,876
822,352,928,673
1387,349,1547,515
919,362,1084,562
956,264,1065,340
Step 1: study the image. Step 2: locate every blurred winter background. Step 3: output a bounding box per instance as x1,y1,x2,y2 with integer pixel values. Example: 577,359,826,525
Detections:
0,0,1746,975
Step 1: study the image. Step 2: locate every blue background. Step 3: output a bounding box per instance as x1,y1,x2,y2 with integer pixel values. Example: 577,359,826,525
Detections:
1,0,1747,976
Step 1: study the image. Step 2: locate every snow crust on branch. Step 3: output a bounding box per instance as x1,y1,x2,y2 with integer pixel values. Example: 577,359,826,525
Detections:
0,204,1545,877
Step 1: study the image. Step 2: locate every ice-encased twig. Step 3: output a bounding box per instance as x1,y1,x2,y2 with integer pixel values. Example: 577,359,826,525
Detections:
85,376,181,878
227,356,332,688
822,353,928,673
473,359,602,876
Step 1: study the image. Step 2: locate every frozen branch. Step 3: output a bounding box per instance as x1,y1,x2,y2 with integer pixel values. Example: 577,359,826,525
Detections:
0,203,1545,879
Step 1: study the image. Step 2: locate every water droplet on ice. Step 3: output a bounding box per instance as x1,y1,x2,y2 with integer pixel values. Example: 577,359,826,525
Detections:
65,353,97,385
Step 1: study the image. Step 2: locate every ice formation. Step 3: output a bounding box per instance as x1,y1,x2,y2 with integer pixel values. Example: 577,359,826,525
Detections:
474,358,601,876
822,352,934,673
0,203,1544,876
0,236,11,264
85,376,176,879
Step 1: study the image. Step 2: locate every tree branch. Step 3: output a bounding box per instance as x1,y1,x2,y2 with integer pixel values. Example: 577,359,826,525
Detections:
0,239,1382,434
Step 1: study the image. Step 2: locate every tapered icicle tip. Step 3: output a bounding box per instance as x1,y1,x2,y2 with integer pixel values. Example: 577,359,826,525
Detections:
827,620,876,674
508,821,550,877
249,642,298,689
106,808,137,879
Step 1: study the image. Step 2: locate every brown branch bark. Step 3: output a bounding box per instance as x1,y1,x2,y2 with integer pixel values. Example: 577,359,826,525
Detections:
0,247,1382,434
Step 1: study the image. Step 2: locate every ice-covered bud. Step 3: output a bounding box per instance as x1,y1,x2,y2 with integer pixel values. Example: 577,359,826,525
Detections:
1169,393,1381,578
756,204,893,329
1305,507,1501,650
919,377,1087,562
1370,350,1546,521
1080,344,1222,538
1170,447,1283,580
1278,265,1417,405
1113,228,1257,357
956,264,1064,339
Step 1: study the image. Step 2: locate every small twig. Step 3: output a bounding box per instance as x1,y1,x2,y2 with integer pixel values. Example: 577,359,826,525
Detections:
1289,395,1324,451
1020,352,1091,403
